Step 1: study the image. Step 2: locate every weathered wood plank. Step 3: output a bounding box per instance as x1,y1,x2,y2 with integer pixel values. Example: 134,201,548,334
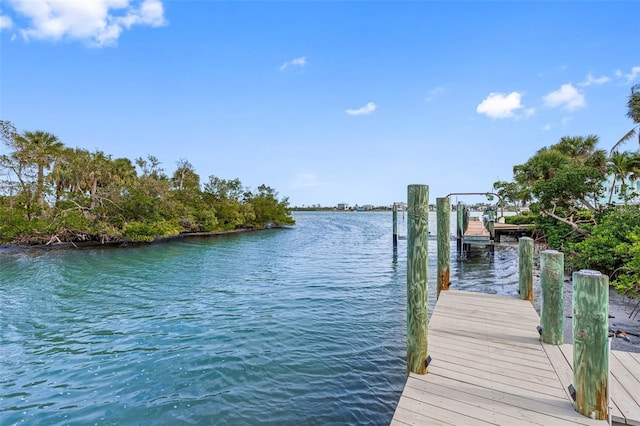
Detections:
609,350,640,425
406,374,603,426
428,330,550,364
429,342,559,381
396,392,493,425
392,404,454,426
429,334,554,370
612,350,640,385
402,380,541,426
392,290,611,425
427,361,568,399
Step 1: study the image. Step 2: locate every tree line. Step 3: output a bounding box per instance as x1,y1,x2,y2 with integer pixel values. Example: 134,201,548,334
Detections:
0,120,294,245
493,84,640,314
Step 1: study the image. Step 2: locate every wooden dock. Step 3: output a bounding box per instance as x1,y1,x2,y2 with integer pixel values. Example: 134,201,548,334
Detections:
392,290,640,425
462,220,492,245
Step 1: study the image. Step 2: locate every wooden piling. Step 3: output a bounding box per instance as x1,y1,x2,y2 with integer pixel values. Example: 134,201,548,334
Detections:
407,184,429,375
518,237,533,302
540,250,564,344
436,197,450,298
393,203,398,250
572,270,609,420
456,202,463,258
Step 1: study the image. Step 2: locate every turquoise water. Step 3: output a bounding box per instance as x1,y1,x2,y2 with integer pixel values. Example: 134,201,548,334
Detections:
0,211,519,425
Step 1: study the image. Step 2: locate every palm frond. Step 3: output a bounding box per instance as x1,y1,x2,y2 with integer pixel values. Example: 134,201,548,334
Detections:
610,126,639,155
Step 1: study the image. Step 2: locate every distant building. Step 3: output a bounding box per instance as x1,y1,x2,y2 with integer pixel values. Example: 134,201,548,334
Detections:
600,174,640,205
337,203,349,210
394,202,407,211
356,205,375,211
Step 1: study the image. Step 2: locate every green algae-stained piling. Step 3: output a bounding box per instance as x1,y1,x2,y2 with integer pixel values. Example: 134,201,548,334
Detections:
518,237,534,302
392,203,398,250
540,250,564,345
456,202,463,258
572,270,609,421
406,184,429,375
436,197,450,298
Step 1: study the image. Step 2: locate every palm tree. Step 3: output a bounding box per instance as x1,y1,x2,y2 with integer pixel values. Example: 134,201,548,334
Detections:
607,151,640,204
611,84,640,154
13,130,64,208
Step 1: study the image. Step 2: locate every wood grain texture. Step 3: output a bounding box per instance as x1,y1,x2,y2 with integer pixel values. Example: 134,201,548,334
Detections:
540,250,564,345
518,237,534,302
436,197,450,298
406,185,429,374
572,270,609,420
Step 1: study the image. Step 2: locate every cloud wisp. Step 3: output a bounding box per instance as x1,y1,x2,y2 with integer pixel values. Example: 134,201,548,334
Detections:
476,92,533,119
345,102,377,116
3,0,166,47
579,73,611,87
543,84,586,111
279,56,307,71
291,172,323,189
425,86,445,102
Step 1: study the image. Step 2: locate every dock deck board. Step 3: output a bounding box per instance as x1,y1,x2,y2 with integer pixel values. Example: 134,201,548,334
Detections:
392,290,640,425
462,221,492,246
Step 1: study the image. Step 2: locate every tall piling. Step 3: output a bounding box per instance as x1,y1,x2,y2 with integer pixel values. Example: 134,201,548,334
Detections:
572,270,609,420
518,237,534,302
456,202,463,258
407,184,429,374
436,197,450,298
540,250,564,344
393,203,398,251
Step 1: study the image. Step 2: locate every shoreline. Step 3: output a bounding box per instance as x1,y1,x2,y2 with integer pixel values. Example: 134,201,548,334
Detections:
531,262,640,354
0,226,291,253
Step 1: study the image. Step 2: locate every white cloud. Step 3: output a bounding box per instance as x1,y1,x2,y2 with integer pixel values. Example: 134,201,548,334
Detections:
0,10,13,30
476,92,526,119
624,66,640,82
542,124,552,131
279,56,307,71
579,72,610,87
543,84,585,110
5,0,166,47
425,86,445,102
345,102,377,116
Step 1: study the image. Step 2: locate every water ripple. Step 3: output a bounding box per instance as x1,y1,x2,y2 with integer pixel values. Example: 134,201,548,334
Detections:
1,211,516,424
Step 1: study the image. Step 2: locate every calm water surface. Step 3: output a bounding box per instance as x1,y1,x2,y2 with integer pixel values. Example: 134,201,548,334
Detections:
1,211,518,425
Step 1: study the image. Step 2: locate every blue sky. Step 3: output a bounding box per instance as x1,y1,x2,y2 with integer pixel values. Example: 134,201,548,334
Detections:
1,1,639,207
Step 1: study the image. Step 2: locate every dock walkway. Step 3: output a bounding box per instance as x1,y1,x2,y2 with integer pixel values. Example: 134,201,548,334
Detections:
462,220,491,246
392,290,640,425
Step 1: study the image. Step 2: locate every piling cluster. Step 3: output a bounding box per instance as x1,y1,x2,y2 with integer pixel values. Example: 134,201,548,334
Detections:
404,183,611,421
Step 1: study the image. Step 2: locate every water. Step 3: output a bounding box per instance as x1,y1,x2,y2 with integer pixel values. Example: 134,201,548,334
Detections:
0,211,519,425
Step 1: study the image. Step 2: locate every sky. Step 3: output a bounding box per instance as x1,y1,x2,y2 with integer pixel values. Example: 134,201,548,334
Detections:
1,0,639,208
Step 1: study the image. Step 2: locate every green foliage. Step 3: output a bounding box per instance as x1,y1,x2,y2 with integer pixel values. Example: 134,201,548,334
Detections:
123,220,182,242
504,214,533,225
530,212,577,250
567,207,640,277
0,121,294,246
248,185,295,227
